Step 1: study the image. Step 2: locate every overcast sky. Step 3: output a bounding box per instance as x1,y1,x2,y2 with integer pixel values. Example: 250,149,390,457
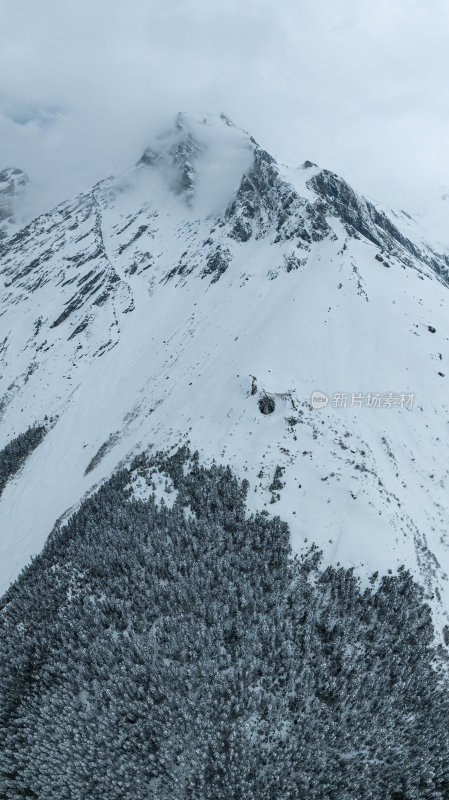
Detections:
1,0,448,221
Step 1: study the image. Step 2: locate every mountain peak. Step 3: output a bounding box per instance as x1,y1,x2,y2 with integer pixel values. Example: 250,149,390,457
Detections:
0,166,29,239
138,112,249,165
136,112,255,213
0,165,28,182
173,110,237,131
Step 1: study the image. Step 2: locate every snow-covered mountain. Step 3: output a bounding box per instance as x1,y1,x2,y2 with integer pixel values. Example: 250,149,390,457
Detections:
1,112,449,635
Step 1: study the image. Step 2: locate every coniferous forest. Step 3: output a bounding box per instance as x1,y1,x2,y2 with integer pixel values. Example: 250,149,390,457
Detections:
0,424,46,498
1,447,448,800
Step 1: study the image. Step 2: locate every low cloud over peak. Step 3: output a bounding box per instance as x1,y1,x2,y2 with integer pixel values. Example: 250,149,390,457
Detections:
0,0,448,229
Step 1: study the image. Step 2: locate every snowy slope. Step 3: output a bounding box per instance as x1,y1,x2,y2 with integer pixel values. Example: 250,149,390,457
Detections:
1,112,449,636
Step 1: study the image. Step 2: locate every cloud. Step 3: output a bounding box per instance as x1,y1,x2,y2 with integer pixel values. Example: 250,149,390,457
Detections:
0,0,448,220
0,98,64,127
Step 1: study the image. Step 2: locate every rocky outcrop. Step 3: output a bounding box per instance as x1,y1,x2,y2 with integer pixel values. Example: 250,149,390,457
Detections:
0,167,29,240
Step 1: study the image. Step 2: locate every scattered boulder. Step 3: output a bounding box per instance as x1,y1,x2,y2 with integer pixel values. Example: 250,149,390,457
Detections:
258,395,275,415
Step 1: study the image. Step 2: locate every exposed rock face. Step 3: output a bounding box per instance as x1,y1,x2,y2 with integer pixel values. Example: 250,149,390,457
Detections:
259,396,276,414
310,169,449,283
138,121,203,204
225,147,330,246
